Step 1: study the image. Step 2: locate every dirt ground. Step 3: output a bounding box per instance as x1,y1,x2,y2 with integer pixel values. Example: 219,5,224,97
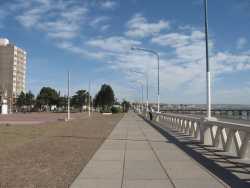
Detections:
0,112,86,125
0,112,124,188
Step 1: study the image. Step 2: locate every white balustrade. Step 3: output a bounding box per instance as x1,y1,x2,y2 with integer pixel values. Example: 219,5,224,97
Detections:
149,113,250,159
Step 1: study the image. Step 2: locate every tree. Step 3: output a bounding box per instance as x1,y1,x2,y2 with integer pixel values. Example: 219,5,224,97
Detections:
58,95,67,109
71,90,91,111
36,87,60,111
121,100,130,112
71,90,86,108
16,91,35,112
16,91,26,108
25,91,35,111
94,84,115,112
25,91,35,106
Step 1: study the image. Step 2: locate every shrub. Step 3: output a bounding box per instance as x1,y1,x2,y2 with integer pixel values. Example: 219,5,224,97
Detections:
111,106,122,113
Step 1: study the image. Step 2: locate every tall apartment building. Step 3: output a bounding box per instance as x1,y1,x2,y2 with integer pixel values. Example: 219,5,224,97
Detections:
0,38,27,112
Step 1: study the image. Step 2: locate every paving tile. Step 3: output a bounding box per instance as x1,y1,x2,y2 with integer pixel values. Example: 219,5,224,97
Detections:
155,150,192,162
124,160,166,180
79,161,123,179
125,150,157,161
161,161,212,180
92,149,124,161
101,140,126,150
71,179,122,188
173,178,225,188
126,141,151,150
150,142,181,151
123,180,173,188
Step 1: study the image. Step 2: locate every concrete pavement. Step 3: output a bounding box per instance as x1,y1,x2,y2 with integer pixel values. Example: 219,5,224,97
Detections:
71,112,227,188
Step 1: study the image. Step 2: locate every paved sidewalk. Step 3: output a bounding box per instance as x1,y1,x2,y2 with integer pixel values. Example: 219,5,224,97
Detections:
71,112,227,188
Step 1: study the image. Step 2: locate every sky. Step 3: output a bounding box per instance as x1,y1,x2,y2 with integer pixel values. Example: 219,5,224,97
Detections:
0,0,250,104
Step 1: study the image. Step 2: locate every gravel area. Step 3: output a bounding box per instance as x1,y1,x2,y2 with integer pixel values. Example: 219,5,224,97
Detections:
0,113,124,188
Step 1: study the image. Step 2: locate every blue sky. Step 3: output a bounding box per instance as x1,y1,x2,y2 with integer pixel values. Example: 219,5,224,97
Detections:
1,0,250,104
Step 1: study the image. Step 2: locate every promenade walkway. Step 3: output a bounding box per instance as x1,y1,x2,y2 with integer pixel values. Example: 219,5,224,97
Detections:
71,112,227,188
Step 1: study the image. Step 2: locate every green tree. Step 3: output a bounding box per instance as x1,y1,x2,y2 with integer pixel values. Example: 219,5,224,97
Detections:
121,100,130,112
16,91,26,108
58,95,67,109
16,91,35,112
94,84,115,112
25,91,35,112
36,87,60,110
25,91,35,106
71,90,91,111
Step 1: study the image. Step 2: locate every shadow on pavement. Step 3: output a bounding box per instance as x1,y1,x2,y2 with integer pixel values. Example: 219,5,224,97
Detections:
141,116,250,188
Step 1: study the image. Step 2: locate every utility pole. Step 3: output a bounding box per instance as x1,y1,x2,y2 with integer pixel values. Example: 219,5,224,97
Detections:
88,80,91,117
67,71,70,121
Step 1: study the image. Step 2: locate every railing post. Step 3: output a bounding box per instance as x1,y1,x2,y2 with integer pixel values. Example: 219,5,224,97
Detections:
239,133,250,159
194,122,200,140
224,129,235,152
155,113,160,122
200,120,213,145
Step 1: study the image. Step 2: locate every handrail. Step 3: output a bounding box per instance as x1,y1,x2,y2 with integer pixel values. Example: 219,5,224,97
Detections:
147,112,250,159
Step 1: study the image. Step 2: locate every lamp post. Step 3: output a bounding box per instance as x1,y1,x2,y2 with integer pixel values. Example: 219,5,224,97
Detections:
67,71,70,121
129,83,144,113
141,83,144,112
131,47,160,113
129,69,149,113
88,80,91,117
204,0,212,119
201,0,217,146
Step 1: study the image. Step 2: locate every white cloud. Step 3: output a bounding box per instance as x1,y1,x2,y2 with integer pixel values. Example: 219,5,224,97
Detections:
90,16,111,31
90,16,110,27
214,86,250,104
86,36,141,53
152,30,206,62
15,0,88,40
58,41,106,60
100,24,110,31
152,33,189,48
125,14,170,38
212,52,250,73
100,1,117,9
237,37,247,49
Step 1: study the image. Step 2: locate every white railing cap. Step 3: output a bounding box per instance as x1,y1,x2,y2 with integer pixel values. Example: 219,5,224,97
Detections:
157,112,250,132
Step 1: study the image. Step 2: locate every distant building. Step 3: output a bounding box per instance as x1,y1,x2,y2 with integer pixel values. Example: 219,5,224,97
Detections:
0,38,27,112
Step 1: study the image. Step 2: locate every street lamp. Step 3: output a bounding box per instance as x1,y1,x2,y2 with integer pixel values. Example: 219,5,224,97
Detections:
67,71,70,121
129,82,144,113
131,46,160,113
203,0,213,119
128,69,149,113
140,83,144,112
88,80,91,117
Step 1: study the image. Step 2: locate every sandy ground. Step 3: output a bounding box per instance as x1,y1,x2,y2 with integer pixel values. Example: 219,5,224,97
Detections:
0,112,86,125
0,112,124,188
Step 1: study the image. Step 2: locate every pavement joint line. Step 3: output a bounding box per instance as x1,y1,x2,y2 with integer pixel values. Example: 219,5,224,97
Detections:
107,138,168,143
143,116,230,188
137,117,176,188
121,123,128,188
